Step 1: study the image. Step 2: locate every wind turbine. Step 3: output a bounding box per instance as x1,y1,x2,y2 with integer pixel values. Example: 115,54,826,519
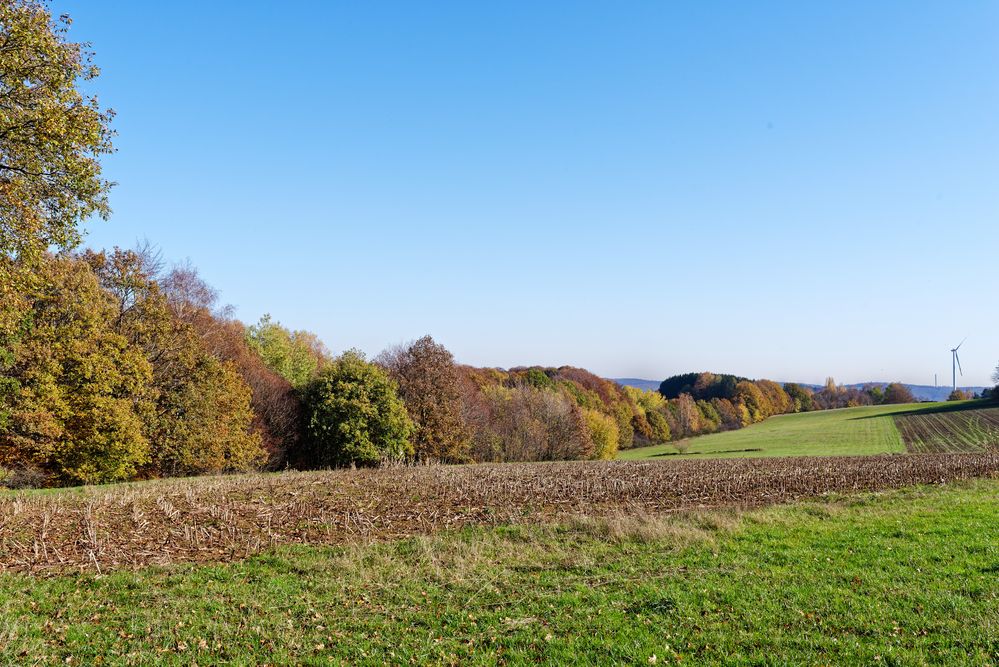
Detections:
951,338,966,391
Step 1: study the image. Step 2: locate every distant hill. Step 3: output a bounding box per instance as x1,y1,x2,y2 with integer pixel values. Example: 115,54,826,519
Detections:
806,383,989,403
611,378,661,392
611,378,988,402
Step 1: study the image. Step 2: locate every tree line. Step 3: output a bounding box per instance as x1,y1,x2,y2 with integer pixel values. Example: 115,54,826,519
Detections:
654,372,919,446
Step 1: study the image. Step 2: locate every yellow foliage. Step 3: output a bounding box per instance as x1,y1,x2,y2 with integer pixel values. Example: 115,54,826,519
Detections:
584,409,620,460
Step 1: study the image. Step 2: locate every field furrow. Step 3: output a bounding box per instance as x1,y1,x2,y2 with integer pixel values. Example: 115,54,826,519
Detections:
894,405,999,453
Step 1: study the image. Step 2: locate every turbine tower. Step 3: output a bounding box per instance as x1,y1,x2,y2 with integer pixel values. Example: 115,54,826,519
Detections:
951,338,966,391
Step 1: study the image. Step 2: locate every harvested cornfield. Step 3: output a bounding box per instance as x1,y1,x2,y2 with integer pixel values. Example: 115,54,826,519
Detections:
894,405,999,453
1,453,997,575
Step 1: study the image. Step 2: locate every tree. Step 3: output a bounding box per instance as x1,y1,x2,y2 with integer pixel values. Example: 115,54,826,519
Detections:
947,389,971,402
993,362,999,386
87,248,267,476
473,384,592,462
674,393,702,436
0,1,114,263
245,314,328,389
783,383,814,412
882,383,916,405
303,350,413,467
148,356,264,476
735,381,769,423
711,398,743,431
644,407,671,443
583,409,619,460
377,336,470,462
0,255,151,485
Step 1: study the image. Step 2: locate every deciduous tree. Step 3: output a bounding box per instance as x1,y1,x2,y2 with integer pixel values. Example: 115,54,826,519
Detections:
377,336,470,462
0,1,114,263
882,383,915,405
0,255,151,485
303,350,413,467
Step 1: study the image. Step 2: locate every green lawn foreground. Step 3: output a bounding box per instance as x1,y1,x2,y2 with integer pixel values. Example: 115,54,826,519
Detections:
0,479,996,665
618,402,933,461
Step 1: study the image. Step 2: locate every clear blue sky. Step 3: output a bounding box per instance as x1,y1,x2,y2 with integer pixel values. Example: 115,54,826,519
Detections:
60,1,998,386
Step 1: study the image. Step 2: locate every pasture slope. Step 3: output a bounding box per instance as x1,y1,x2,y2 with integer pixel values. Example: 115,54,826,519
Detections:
619,403,917,460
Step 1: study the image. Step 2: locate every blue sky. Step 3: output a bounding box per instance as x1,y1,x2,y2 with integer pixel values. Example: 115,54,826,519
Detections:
60,1,998,386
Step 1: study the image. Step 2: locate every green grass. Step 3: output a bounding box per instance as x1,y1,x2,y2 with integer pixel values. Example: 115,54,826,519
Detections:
618,403,935,461
1,479,997,665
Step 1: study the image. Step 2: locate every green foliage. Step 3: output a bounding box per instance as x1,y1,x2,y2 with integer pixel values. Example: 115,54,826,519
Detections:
522,368,554,390
659,372,742,400
303,350,414,467
245,314,327,389
696,400,721,434
783,383,814,412
0,1,115,264
644,407,671,443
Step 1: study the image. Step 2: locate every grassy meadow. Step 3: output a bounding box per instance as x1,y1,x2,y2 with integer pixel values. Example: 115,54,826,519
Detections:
1,479,996,665
618,402,935,460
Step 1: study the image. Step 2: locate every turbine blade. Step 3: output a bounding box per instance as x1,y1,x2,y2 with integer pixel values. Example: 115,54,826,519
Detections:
956,336,968,351
956,353,963,376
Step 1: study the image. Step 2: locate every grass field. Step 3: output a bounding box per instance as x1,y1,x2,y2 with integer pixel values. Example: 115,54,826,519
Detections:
1,479,996,664
619,403,933,460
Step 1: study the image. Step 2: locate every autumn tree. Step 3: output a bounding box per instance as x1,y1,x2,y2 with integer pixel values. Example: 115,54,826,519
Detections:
149,356,264,476
0,1,114,264
583,409,619,460
302,350,414,467
947,389,971,401
377,336,470,462
674,393,702,436
882,383,916,405
735,381,769,423
710,398,743,431
474,385,592,462
0,255,151,485
86,249,266,476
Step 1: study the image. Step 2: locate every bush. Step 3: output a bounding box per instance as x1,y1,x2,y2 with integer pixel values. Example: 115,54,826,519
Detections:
0,463,46,489
303,350,414,467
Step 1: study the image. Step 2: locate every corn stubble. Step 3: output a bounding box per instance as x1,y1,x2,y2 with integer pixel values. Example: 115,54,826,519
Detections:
1,453,996,574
